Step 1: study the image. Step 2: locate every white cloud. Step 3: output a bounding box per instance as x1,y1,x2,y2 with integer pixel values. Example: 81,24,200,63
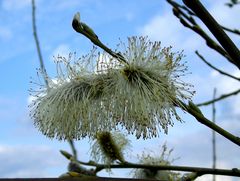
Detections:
197,175,233,181
0,145,67,177
210,1,240,28
51,44,71,59
140,9,203,52
210,70,220,77
27,95,36,106
212,70,240,93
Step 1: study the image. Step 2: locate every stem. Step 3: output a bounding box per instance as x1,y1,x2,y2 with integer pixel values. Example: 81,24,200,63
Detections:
183,0,240,69
72,13,128,65
31,0,49,88
181,101,240,146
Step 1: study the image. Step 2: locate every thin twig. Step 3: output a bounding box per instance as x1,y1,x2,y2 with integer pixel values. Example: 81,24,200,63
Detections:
173,0,240,36
212,88,217,181
31,0,49,88
196,88,240,106
195,51,240,81
174,0,240,37
68,140,78,159
172,5,197,25
225,0,240,8
168,0,195,16
183,0,240,69
221,26,240,35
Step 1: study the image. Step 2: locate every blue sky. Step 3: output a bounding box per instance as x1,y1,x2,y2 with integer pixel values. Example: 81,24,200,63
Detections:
0,0,240,180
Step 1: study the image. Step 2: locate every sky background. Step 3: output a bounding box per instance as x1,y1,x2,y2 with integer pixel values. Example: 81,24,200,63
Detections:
0,0,240,180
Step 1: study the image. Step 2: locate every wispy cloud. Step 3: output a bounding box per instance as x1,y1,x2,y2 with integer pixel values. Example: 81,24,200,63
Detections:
139,9,202,52
0,145,67,177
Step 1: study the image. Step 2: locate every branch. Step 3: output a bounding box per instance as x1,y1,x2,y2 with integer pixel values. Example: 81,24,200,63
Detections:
182,101,240,146
195,51,240,81
60,150,240,179
183,0,240,69
74,159,240,178
196,88,240,106
31,0,49,88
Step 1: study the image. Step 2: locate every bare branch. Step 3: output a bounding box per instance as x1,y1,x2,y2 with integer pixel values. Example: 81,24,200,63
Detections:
31,0,49,88
74,159,240,178
195,51,240,81
60,150,240,179
197,88,240,106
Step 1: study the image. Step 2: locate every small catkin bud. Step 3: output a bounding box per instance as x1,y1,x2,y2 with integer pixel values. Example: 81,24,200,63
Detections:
90,131,130,168
97,132,125,163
